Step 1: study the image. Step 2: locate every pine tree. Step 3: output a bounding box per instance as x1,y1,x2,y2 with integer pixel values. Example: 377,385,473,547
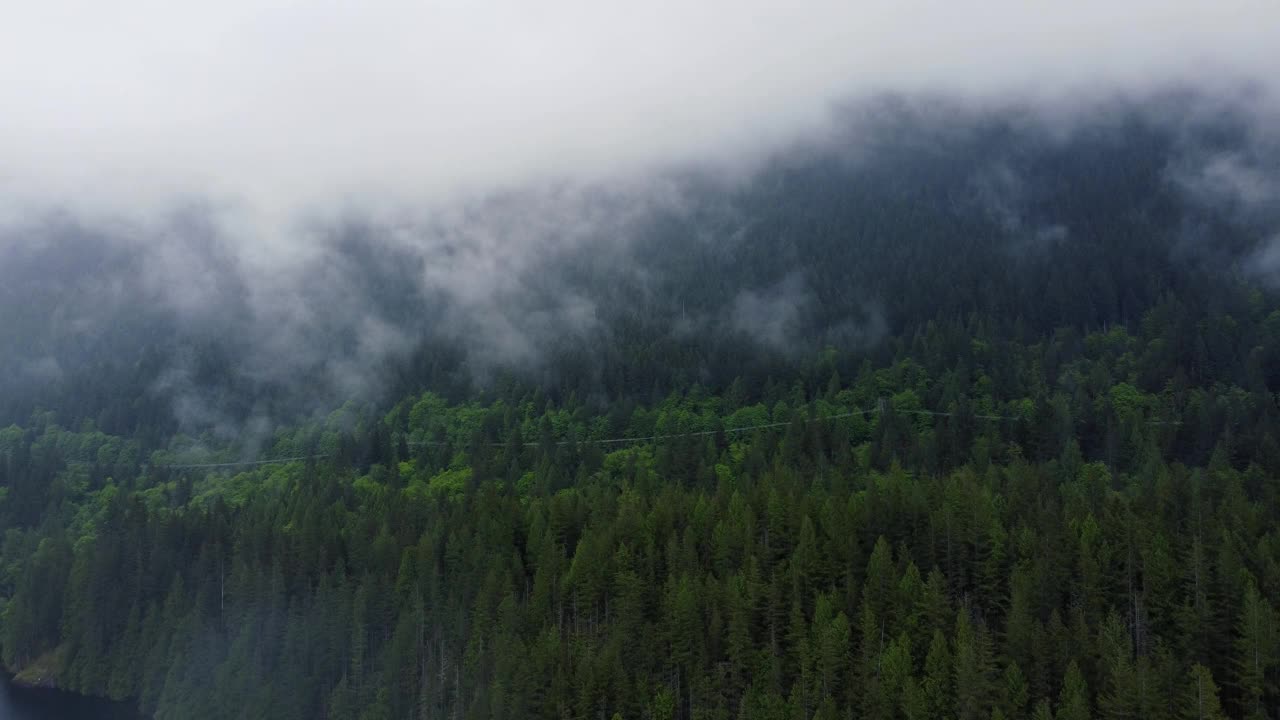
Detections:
1234,582,1277,720
954,611,996,720
1001,661,1029,719
1180,664,1226,720
1097,612,1138,720
924,629,952,719
1056,660,1090,720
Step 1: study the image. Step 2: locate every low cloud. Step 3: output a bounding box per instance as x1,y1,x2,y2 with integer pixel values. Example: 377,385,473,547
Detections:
2,2,1279,431
731,273,811,351
1167,116,1280,283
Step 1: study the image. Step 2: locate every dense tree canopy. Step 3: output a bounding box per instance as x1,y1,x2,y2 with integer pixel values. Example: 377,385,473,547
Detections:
3,293,1280,717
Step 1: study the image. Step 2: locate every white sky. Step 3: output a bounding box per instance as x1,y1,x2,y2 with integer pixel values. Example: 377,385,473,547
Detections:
1,1,1277,215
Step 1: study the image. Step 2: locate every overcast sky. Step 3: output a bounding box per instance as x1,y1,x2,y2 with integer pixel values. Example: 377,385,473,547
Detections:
1,0,1277,219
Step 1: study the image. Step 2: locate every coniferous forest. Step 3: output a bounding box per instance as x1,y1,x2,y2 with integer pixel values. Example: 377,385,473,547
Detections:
2,100,1280,720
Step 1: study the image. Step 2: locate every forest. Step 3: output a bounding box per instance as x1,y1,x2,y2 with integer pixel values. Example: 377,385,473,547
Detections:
2,100,1280,719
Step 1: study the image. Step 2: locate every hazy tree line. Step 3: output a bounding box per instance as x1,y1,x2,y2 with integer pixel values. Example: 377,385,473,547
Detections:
1,99,1269,439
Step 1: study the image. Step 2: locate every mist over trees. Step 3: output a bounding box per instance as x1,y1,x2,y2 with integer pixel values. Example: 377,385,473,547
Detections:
1,93,1275,442
1,89,1280,719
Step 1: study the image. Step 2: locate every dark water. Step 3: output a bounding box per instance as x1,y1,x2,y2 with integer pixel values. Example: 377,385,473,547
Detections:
0,676,139,719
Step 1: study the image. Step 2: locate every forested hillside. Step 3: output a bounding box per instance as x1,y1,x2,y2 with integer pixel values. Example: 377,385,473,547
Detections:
3,289,1280,718
3,98,1280,719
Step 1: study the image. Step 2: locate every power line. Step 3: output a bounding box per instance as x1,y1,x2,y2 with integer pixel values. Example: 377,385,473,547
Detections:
406,409,883,449
403,403,1180,449
153,400,1182,470
554,409,881,447
157,454,328,470
892,408,1018,421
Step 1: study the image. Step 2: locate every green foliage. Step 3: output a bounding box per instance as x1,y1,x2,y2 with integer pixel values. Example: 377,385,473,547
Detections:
1,292,1280,720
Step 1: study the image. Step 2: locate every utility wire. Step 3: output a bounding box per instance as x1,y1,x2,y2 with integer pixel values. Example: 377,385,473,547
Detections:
399,404,1178,449
893,408,1016,421
154,401,1181,470
532,409,881,447
158,454,328,470
406,408,887,449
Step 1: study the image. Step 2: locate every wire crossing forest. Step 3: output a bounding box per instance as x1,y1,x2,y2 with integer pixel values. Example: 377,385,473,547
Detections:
3,301,1280,719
